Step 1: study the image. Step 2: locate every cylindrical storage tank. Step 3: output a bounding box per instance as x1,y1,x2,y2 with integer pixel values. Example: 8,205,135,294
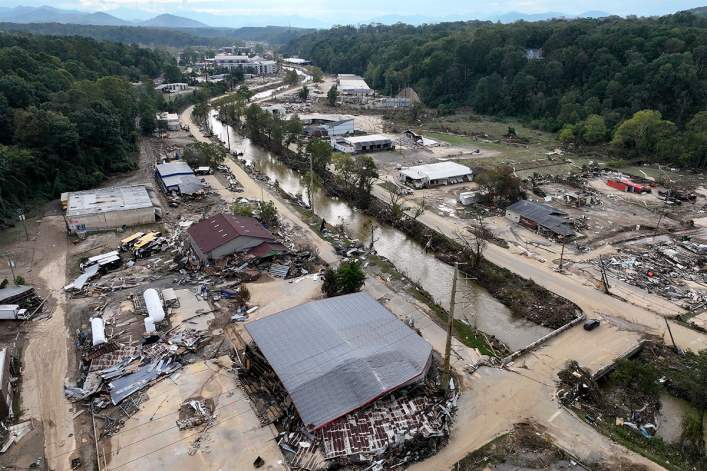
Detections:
91,317,106,346
144,317,156,335
143,288,165,322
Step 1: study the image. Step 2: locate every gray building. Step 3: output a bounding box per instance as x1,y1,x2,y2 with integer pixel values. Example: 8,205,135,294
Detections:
64,186,157,235
505,200,575,237
324,119,354,136
156,161,205,195
244,292,433,431
187,213,277,262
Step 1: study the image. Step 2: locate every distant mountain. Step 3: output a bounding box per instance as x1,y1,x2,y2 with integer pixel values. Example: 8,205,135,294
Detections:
686,6,707,16
0,6,132,25
138,14,208,28
368,10,613,26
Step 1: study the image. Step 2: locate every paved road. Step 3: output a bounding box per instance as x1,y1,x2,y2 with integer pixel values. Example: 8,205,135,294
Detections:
371,184,707,355
180,106,339,265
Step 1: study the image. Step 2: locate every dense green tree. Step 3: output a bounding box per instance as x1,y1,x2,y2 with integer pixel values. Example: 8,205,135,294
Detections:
611,110,675,156
257,200,279,227
181,142,227,168
163,64,183,83
612,358,662,415
337,261,366,294
326,85,339,106
306,139,332,175
298,85,309,101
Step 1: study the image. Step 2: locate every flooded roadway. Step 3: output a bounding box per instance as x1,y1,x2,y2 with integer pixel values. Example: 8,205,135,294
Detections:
209,112,553,351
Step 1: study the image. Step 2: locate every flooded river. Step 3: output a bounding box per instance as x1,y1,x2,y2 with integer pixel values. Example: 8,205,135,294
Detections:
209,112,553,351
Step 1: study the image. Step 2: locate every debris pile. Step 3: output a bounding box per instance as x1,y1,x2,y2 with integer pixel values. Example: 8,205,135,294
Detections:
177,399,215,430
217,165,244,192
589,242,707,306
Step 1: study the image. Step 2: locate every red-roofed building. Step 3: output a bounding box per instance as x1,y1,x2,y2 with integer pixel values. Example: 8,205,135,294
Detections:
187,213,277,262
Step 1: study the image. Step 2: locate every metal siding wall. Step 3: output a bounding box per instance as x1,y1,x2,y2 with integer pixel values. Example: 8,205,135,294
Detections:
209,236,270,260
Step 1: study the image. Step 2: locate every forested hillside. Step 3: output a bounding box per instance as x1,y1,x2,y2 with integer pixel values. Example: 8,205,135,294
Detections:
282,13,707,166
0,33,170,224
0,23,314,47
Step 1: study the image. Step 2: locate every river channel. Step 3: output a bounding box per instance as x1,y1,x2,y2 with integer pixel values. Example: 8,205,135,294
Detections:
209,111,553,351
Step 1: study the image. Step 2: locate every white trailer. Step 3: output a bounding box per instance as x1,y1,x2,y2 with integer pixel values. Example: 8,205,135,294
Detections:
0,305,29,320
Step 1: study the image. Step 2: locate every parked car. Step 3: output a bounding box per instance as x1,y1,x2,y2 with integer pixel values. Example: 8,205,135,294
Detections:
584,319,601,331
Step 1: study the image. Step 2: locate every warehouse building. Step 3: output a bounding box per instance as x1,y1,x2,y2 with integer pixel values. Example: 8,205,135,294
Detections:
155,112,180,131
336,74,372,95
505,200,575,237
331,135,393,154
155,161,205,195
244,292,433,431
399,162,473,188
64,186,157,235
187,213,283,262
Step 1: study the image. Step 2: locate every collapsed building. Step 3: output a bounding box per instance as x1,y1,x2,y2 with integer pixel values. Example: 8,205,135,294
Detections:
239,292,456,467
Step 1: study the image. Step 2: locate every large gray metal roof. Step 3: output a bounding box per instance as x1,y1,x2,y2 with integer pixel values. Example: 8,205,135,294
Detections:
506,200,575,236
66,186,153,217
244,292,432,431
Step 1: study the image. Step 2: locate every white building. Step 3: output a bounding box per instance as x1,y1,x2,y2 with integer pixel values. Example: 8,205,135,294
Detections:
331,135,393,154
64,186,158,234
155,112,180,131
399,162,473,188
212,54,277,74
337,74,372,95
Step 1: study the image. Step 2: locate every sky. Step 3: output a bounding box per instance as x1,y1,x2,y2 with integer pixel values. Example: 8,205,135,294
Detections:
2,0,706,23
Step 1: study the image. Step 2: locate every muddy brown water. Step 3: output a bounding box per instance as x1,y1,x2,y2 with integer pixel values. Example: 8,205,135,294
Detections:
210,113,552,351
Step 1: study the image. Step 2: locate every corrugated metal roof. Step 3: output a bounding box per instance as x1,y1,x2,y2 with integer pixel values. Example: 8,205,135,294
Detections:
344,135,391,145
399,162,472,181
66,186,153,217
244,292,433,431
156,161,192,178
506,200,575,236
187,213,275,254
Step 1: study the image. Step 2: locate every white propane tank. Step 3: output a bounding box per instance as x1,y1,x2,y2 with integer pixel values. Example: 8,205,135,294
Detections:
91,317,106,346
144,317,156,335
143,288,165,322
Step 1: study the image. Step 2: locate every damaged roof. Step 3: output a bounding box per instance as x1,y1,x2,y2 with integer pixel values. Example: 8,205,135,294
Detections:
188,213,275,254
244,292,433,431
248,242,289,257
506,200,576,237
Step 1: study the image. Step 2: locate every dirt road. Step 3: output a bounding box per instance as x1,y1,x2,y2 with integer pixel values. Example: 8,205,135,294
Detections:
21,215,73,471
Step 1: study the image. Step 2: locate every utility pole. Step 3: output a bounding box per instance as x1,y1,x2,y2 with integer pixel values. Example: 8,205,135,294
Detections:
308,152,315,219
656,189,670,234
664,317,681,354
17,210,28,241
558,235,565,271
2,253,15,282
599,255,610,294
441,262,458,392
